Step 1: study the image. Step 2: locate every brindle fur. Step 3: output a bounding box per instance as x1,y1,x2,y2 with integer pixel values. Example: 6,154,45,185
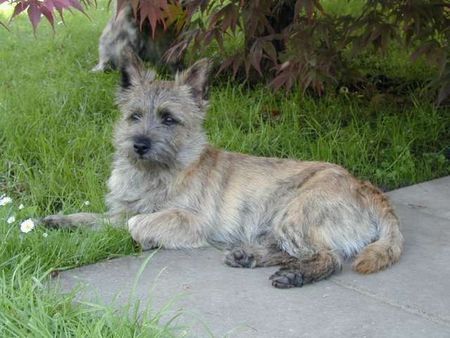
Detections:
44,54,404,288
92,1,180,73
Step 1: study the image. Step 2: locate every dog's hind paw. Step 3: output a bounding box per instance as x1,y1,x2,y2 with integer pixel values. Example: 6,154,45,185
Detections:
269,269,304,288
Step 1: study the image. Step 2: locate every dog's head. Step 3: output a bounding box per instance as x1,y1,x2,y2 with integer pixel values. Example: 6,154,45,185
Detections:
114,52,210,169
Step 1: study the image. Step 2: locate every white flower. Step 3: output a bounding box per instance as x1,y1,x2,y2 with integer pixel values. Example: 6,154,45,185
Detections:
0,196,12,206
20,219,35,233
42,232,48,238
7,216,15,224
84,201,90,206
18,204,25,210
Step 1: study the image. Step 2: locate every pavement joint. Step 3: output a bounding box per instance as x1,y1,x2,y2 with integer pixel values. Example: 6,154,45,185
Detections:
331,278,450,328
393,202,450,222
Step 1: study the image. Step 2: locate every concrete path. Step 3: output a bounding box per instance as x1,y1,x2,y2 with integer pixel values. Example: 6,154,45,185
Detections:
56,177,450,337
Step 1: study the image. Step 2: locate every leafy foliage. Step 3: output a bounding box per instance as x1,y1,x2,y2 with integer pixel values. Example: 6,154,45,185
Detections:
2,0,449,103
1,0,88,32
116,0,183,37
165,0,449,103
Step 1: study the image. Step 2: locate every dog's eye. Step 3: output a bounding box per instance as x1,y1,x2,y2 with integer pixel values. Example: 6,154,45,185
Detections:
128,112,142,122
161,112,178,126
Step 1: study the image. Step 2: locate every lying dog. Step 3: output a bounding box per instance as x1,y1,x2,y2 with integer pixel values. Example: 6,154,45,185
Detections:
45,54,403,288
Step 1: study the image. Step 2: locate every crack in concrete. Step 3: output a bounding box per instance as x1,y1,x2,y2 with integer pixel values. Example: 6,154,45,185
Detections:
331,278,450,328
392,202,450,222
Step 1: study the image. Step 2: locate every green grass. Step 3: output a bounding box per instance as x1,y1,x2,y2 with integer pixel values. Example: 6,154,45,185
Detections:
207,86,449,188
0,5,178,337
0,1,449,336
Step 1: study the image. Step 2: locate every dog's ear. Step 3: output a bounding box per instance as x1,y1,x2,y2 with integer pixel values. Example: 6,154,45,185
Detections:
119,49,155,89
175,58,211,104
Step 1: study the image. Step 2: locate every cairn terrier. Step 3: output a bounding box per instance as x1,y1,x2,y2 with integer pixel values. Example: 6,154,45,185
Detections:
44,54,403,288
92,1,180,73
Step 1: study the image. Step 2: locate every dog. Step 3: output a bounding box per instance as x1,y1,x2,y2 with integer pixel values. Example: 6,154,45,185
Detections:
92,1,180,73
44,54,404,288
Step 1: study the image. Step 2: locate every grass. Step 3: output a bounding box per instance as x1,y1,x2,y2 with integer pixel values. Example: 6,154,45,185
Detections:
0,1,449,336
0,5,178,337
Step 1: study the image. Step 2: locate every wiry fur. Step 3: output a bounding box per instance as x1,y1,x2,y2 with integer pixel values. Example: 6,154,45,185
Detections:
44,55,404,288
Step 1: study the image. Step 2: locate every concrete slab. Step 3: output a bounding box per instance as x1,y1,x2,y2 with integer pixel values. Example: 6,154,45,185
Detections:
387,176,450,219
56,177,450,337
57,248,450,337
334,203,450,324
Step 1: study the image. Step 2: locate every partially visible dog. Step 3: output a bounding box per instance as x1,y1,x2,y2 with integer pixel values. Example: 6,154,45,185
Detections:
45,54,403,288
92,1,180,73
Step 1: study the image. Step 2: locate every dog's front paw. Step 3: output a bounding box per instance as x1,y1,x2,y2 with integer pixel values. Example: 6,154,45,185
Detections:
41,215,73,229
91,63,107,73
127,215,159,250
224,248,256,268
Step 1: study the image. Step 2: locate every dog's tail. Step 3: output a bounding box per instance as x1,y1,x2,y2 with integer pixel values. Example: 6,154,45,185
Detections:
352,183,404,274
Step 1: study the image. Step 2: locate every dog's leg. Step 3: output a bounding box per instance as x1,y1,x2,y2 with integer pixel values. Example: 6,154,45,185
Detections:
127,208,208,250
269,250,342,288
91,16,116,73
42,213,121,230
224,243,291,268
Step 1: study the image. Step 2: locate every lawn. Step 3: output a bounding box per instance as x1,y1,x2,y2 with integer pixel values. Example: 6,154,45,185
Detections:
0,1,449,336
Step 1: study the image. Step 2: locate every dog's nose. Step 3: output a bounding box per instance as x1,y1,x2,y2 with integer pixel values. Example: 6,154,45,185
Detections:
133,137,151,155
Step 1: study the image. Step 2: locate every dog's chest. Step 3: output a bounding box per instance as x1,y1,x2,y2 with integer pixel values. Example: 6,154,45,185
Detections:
107,166,171,214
